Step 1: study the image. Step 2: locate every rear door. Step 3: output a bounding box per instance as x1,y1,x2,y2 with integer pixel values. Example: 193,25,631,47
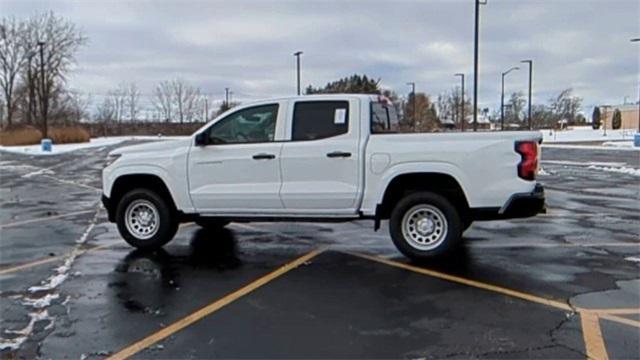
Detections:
279,98,361,213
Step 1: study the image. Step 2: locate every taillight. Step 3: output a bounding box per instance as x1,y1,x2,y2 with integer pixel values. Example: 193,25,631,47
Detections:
515,141,538,181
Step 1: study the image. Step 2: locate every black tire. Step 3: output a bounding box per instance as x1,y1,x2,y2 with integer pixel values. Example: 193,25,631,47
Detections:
115,188,178,250
389,191,462,260
195,218,230,229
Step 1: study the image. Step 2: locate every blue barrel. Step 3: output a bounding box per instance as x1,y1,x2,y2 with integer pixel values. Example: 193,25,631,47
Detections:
41,138,52,152
635,133,640,147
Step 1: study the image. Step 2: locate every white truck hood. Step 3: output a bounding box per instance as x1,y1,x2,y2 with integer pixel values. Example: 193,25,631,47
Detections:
109,138,192,156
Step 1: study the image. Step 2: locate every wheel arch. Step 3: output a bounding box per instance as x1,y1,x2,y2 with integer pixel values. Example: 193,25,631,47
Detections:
107,174,177,222
376,172,470,221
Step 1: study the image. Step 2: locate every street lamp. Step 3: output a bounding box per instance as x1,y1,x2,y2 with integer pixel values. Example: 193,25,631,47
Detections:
25,50,37,124
501,66,519,131
293,51,303,95
455,73,465,131
473,0,488,132
407,82,416,127
520,59,533,129
631,38,640,133
37,41,48,139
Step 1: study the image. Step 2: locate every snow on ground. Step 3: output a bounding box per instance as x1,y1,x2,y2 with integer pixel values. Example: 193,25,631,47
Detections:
542,143,640,151
0,135,186,156
587,165,640,177
542,127,636,143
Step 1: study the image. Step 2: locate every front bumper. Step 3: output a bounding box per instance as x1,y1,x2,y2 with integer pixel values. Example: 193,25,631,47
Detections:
102,194,116,222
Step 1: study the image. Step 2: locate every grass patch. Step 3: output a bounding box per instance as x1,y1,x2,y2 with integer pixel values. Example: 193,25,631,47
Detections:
0,126,43,146
49,126,90,144
0,125,90,146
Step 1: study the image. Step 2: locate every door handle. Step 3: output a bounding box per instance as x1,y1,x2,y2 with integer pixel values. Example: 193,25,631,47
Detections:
326,151,352,158
252,153,276,160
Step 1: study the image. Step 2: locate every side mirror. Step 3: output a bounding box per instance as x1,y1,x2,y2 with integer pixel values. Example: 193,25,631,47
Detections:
194,132,208,146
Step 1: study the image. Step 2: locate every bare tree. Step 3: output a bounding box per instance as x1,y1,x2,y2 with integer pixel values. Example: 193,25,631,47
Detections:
95,97,115,123
24,12,87,134
437,88,471,128
0,16,29,126
549,88,582,124
66,90,91,123
507,91,526,123
153,80,173,122
171,79,201,123
125,82,140,121
106,84,127,122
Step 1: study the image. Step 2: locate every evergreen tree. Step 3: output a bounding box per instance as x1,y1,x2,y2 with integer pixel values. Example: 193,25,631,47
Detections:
305,74,381,94
591,106,601,129
611,108,622,130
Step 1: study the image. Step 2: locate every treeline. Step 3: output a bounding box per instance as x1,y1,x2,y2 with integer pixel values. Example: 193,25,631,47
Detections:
306,74,585,131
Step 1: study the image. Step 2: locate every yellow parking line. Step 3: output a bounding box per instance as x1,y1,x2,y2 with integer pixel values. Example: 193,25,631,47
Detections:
581,312,609,360
106,247,327,360
582,308,640,315
348,251,573,311
599,314,640,328
0,242,116,276
0,209,96,229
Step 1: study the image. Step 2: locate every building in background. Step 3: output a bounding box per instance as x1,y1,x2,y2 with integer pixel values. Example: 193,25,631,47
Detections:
599,104,639,129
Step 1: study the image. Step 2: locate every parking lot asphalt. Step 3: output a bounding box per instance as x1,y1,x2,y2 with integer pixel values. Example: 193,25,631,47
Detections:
0,142,638,359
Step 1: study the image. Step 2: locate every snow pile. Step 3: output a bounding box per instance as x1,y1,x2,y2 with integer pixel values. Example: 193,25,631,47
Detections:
602,141,634,148
0,135,187,156
542,128,635,143
538,167,550,176
587,165,640,177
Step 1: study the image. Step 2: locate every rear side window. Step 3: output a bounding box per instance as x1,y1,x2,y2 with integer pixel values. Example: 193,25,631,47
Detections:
292,101,349,141
371,102,400,134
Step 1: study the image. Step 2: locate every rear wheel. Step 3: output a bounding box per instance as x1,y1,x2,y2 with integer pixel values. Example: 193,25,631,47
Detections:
389,191,462,260
116,188,178,250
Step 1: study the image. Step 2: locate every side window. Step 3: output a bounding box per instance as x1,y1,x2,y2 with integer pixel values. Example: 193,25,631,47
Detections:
371,102,400,134
292,101,349,141
206,104,278,144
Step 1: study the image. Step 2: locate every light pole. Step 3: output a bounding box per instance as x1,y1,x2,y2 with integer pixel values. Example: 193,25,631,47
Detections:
37,41,48,139
601,105,611,137
501,66,519,131
455,73,465,131
473,0,488,132
521,59,533,129
407,82,416,128
631,38,639,132
26,50,37,125
293,51,303,95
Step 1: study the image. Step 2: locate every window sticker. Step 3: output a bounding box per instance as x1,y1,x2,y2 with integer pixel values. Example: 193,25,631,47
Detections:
334,108,347,124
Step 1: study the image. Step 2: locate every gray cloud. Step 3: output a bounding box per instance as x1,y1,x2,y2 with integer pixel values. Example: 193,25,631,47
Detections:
2,0,638,113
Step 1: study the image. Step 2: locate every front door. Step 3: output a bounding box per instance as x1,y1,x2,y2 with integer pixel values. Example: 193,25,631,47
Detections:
188,103,284,213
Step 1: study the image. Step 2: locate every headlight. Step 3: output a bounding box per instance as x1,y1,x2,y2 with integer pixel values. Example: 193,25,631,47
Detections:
105,153,121,167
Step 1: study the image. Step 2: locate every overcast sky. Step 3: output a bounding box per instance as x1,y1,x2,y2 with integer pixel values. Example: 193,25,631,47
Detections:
2,0,639,114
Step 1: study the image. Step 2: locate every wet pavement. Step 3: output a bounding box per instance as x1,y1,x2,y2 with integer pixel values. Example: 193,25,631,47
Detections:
0,141,638,359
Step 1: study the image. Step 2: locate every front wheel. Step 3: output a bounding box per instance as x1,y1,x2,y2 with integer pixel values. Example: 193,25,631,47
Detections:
389,192,462,260
115,188,178,250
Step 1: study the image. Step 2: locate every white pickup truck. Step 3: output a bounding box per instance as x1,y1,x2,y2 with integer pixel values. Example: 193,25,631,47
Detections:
102,94,545,259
